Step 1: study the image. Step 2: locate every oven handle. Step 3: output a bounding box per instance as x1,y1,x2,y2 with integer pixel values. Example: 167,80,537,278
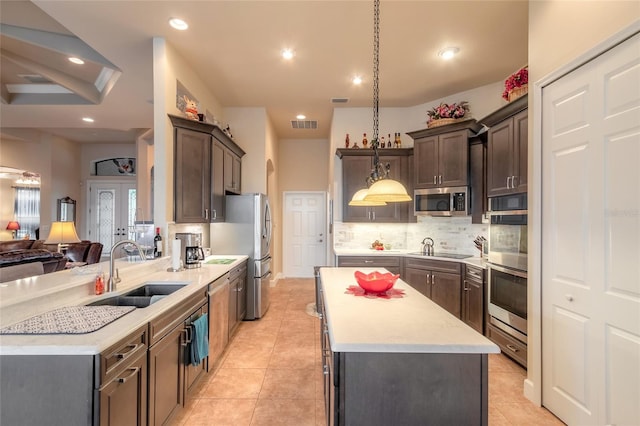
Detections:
487,209,528,216
487,263,528,279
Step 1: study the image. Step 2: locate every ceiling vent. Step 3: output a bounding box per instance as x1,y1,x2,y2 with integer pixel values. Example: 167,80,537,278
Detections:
331,97,349,104
291,120,318,129
18,74,53,84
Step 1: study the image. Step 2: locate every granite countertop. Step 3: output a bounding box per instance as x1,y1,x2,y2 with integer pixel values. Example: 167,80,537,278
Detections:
0,255,248,356
320,267,499,354
333,248,488,269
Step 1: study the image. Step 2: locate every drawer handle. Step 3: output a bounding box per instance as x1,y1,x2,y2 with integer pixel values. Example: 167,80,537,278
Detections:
323,365,330,375
116,367,140,384
115,343,142,360
506,344,519,353
363,260,374,264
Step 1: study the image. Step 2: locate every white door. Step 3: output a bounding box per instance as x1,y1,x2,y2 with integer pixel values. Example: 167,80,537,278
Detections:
283,192,327,277
87,180,137,258
541,32,640,425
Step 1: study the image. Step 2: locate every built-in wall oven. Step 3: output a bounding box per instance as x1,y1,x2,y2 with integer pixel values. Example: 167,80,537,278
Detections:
487,193,528,343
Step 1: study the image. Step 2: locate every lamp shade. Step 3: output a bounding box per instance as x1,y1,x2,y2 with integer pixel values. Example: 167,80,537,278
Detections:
348,188,387,206
364,179,412,202
6,221,20,231
45,221,81,244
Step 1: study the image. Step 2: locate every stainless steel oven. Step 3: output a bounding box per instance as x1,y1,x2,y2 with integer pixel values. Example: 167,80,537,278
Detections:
487,264,527,342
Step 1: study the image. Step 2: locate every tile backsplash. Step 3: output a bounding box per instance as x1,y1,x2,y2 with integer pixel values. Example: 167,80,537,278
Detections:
334,216,487,256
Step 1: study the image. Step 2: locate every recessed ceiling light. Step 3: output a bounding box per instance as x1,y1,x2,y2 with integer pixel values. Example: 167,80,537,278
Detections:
281,49,294,60
438,47,460,60
296,114,306,120
82,117,94,123
68,57,84,65
169,18,188,30
352,76,363,85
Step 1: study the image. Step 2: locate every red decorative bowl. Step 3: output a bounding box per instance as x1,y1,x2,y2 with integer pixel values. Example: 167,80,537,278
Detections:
354,271,400,294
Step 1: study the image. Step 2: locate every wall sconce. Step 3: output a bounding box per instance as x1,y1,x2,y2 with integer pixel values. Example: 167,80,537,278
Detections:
45,221,81,253
6,221,20,239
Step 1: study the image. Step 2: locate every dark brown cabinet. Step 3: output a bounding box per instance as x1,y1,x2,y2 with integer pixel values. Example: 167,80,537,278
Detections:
482,95,528,197
211,141,225,222
407,121,482,190
403,257,462,318
223,147,242,194
469,136,487,224
208,274,230,372
337,148,413,223
228,260,248,337
462,264,485,334
337,255,401,275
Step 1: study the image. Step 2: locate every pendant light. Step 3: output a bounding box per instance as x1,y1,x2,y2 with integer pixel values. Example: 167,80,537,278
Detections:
349,0,411,205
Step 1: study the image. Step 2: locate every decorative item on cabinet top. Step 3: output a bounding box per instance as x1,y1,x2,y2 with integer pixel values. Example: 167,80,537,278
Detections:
502,66,528,102
426,101,470,128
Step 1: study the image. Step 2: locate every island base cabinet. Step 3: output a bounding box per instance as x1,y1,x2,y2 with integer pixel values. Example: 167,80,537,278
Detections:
328,352,489,426
148,324,185,426
98,351,147,426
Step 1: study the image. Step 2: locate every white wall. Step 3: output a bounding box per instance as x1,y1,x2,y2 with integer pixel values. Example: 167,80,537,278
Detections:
278,139,329,192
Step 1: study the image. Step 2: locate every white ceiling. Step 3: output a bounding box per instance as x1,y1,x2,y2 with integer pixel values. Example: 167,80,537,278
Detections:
0,0,528,143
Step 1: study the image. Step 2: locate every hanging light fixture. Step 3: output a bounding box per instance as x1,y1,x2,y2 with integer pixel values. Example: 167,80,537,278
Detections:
349,0,411,205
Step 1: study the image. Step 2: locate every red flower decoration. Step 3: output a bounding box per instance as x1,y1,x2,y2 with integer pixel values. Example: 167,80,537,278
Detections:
502,67,528,100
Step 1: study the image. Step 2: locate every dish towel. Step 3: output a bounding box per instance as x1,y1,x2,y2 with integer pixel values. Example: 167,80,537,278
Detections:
189,313,209,366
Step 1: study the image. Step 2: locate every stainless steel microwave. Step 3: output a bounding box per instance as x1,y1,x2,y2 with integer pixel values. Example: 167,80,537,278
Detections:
414,187,469,216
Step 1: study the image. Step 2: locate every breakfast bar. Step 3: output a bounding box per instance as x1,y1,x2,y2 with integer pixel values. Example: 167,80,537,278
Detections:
318,267,499,426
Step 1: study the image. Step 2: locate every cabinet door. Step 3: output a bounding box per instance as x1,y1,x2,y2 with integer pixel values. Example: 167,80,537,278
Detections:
486,119,514,197
469,140,486,224
414,136,439,188
403,267,431,298
208,281,230,371
463,278,484,334
373,156,410,222
148,324,184,426
99,352,147,426
174,128,211,223
232,155,242,194
342,156,374,222
237,270,247,321
513,109,528,193
185,304,208,394
223,148,237,193
211,141,225,222
431,271,462,319
228,278,239,336
439,130,469,187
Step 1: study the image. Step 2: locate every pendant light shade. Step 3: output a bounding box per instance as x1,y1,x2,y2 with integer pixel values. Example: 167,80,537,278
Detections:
349,188,387,206
363,179,412,202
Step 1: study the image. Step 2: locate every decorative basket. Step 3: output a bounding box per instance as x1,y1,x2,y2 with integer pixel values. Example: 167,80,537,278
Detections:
508,84,528,102
428,117,459,128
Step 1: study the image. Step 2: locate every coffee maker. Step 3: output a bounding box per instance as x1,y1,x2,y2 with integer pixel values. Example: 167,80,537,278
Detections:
175,232,204,269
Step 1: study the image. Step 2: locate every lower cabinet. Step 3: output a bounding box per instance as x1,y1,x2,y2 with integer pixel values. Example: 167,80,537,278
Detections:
228,261,248,337
486,323,527,368
208,274,230,372
462,264,485,334
403,258,462,319
336,256,401,275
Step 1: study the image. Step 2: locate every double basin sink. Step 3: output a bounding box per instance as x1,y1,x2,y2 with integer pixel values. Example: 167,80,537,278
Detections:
89,282,189,308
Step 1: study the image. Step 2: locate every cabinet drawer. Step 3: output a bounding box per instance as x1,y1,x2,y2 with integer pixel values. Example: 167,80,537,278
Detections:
98,324,147,385
150,290,207,346
229,261,247,281
403,257,461,274
465,264,484,282
486,323,527,368
337,256,400,267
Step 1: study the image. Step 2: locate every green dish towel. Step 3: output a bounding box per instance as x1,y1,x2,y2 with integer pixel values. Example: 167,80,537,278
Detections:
189,314,209,366
205,258,236,265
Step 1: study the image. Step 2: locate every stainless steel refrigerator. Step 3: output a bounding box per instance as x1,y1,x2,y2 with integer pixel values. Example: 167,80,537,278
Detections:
211,193,272,319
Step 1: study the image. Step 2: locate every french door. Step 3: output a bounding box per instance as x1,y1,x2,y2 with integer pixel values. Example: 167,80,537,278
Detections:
87,180,137,258
283,192,327,277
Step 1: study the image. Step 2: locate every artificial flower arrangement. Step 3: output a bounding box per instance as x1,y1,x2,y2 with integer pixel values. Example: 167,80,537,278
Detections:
426,101,470,127
502,66,528,101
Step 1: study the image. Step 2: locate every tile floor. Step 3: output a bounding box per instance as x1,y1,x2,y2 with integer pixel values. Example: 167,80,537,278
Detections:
172,278,564,426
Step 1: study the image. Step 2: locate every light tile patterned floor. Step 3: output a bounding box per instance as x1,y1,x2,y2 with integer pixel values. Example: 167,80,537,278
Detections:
172,278,564,426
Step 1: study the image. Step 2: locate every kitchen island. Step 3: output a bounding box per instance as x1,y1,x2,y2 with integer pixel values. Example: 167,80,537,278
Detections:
318,267,499,426
0,255,247,425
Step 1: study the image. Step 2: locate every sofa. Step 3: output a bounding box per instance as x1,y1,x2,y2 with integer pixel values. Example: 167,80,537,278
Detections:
0,239,103,274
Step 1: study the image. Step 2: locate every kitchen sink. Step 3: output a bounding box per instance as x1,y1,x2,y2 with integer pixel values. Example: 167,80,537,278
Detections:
88,281,189,308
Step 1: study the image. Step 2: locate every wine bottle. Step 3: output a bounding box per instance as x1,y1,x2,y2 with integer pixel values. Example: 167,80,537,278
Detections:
362,133,368,148
154,227,163,258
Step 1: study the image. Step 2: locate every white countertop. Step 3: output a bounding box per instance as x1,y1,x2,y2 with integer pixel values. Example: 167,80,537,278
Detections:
320,267,499,354
333,248,488,269
0,255,248,356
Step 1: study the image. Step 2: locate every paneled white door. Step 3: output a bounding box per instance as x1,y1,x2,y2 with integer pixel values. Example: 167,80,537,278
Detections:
541,32,640,425
87,181,137,258
283,192,327,277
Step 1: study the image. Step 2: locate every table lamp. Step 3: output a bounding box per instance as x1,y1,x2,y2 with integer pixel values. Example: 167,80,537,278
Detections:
6,221,20,239
45,221,81,253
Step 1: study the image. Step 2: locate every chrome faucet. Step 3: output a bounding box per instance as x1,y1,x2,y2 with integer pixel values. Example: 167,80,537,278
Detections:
421,237,435,256
108,239,146,292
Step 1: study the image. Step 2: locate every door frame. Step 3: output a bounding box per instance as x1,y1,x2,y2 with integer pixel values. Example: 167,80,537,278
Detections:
282,191,328,278
530,21,640,406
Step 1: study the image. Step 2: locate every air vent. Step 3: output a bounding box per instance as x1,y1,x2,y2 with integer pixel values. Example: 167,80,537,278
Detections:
331,97,349,104
291,120,318,129
18,74,52,84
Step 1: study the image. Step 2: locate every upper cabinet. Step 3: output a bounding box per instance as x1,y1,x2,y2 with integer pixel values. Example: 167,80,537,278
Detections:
169,115,245,223
337,148,413,223
480,95,528,197
407,120,483,189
